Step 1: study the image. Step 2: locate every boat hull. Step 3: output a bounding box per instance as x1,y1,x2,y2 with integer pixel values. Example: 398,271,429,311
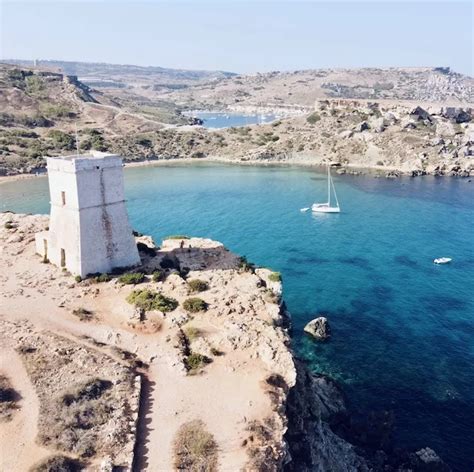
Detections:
312,204,340,213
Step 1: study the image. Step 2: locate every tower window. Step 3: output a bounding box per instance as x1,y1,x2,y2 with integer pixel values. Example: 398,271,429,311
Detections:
61,191,66,206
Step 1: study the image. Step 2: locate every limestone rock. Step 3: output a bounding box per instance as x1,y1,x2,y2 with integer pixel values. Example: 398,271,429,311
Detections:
304,316,330,340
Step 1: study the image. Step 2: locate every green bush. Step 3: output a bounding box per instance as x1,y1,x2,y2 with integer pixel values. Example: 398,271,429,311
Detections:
47,130,75,150
74,275,82,283
118,272,145,285
306,112,321,124
4,221,15,229
268,272,282,282
185,352,211,371
187,279,209,293
152,270,165,282
183,297,208,313
127,289,178,312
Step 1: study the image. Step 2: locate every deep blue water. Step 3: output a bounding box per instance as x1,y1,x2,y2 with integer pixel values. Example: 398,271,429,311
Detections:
1,164,473,471
184,111,278,128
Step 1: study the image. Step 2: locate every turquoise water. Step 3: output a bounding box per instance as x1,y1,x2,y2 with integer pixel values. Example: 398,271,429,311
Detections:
1,164,473,470
184,111,278,128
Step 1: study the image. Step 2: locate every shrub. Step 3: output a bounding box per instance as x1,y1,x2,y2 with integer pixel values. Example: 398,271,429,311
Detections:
306,112,321,124
72,307,94,322
263,289,280,304
184,326,201,341
173,420,218,471
4,221,14,229
238,256,255,273
30,455,83,472
152,270,165,282
268,272,282,282
74,275,82,283
47,130,76,150
187,279,209,293
183,298,208,313
185,353,212,371
210,347,224,357
95,273,111,283
0,374,20,422
127,289,178,312
118,272,145,285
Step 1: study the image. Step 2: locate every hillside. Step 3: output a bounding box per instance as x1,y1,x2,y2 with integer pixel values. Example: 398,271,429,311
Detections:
2,59,236,89
158,67,474,109
0,62,472,177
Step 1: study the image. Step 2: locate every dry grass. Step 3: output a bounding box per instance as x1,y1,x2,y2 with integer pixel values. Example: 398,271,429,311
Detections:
0,374,21,422
29,454,83,472
173,420,218,471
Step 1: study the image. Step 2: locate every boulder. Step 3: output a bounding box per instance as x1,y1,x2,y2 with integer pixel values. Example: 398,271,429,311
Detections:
304,317,330,340
371,117,386,133
354,121,369,132
410,106,432,122
441,107,472,123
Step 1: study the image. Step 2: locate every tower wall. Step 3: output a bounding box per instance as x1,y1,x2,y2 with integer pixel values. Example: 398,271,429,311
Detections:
36,152,140,277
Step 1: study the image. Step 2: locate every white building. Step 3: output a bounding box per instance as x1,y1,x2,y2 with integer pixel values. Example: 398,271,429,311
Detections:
35,152,140,277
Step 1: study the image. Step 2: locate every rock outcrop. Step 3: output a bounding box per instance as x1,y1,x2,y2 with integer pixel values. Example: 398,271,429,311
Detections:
304,317,330,340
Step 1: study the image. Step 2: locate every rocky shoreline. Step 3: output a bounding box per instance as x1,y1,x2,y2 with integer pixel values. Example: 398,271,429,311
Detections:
0,212,452,471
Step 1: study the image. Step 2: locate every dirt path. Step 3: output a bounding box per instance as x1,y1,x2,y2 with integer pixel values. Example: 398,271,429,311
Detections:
0,348,51,471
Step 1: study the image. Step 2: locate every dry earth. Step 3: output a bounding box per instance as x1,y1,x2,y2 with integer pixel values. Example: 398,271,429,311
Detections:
0,212,295,471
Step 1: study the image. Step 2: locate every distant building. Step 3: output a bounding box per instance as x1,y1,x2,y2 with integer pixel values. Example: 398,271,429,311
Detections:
35,152,140,277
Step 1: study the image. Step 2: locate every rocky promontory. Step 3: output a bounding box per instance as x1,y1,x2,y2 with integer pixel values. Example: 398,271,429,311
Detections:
0,212,450,471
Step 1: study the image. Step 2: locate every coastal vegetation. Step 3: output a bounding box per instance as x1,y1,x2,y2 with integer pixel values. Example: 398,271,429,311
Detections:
187,279,209,293
126,289,178,312
118,272,145,285
173,419,218,471
183,297,208,313
0,374,20,422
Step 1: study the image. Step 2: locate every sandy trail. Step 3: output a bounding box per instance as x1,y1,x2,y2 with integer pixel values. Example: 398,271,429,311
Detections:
0,348,51,471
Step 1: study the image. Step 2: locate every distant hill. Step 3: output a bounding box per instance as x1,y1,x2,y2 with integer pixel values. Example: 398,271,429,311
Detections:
1,59,237,89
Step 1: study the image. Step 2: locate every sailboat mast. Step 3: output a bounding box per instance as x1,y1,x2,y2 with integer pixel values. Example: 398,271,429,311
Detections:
327,166,331,206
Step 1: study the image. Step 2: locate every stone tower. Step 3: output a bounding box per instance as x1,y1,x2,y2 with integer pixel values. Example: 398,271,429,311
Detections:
35,152,140,277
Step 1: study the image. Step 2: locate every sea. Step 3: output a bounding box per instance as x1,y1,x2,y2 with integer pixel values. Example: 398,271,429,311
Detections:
1,163,473,471
184,111,278,128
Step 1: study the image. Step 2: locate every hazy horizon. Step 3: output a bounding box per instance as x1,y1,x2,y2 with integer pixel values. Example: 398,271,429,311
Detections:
1,1,473,76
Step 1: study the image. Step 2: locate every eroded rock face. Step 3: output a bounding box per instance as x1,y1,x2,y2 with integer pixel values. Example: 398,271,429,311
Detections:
304,317,330,340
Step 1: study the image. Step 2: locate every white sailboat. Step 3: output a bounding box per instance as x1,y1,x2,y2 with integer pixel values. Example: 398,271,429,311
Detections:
312,166,341,213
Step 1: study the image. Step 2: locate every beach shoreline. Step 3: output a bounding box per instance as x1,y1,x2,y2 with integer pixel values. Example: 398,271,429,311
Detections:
0,155,470,186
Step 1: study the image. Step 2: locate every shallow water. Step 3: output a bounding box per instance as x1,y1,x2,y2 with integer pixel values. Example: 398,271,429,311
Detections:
1,164,473,470
184,111,277,128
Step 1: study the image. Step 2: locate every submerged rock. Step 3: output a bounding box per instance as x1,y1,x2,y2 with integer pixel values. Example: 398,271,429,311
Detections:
304,316,330,340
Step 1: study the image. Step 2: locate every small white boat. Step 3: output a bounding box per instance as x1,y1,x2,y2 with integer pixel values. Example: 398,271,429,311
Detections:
434,257,452,265
312,166,341,213
300,207,310,212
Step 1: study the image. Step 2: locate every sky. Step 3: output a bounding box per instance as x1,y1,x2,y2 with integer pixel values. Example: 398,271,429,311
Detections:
0,0,472,75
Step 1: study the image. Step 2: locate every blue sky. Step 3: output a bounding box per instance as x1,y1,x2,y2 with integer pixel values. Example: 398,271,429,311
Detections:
1,1,472,75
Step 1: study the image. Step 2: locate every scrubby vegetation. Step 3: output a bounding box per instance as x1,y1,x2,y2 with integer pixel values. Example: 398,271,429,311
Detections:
238,256,255,273
173,419,218,471
185,352,212,372
152,270,165,282
39,378,115,457
118,272,145,285
126,289,178,312
184,326,201,341
306,112,321,124
268,272,282,282
187,279,209,293
183,297,208,313
72,307,95,322
30,455,84,472
0,374,21,422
